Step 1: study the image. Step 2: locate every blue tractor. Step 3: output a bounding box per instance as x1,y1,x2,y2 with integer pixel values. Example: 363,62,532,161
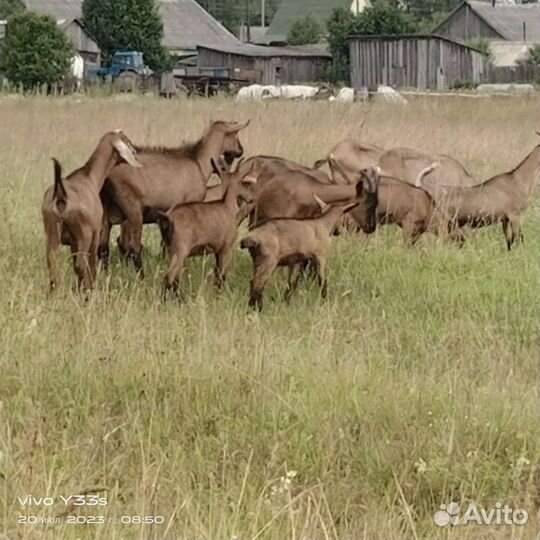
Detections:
90,51,153,90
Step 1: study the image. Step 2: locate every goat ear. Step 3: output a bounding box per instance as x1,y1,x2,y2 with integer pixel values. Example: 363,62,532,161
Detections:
355,179,364,197
313,194,328,212
241,161,256,181
343,202,359,214
113,140,142,168
227,119,250,133
233,157,245,173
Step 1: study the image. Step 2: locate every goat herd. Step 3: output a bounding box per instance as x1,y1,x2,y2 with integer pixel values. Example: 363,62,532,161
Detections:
41,120,538,310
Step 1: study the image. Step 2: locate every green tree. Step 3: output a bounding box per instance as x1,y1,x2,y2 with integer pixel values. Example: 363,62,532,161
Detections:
326,5,415,83
287,13,322,45
0,0,24,19
466,37,491,58
82,0,170,71
0,11,72,89
195,0,243,34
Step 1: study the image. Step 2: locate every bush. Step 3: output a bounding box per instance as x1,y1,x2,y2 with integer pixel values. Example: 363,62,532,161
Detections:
527,44,540,65
466,37,491,58
82,0,170,72
287,14,322,45
0,11,73,89
0,0,24,19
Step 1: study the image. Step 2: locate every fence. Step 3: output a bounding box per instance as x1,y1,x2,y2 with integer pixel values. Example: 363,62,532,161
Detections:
484,64,540,84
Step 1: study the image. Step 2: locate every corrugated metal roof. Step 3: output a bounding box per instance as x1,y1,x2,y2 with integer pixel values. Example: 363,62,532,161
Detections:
198,42,331,58
21,0,241,50
259,0,361,44
489,39,531,66
468,1,540,41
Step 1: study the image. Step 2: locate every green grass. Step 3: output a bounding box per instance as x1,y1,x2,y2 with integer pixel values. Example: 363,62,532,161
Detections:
0,94,538,540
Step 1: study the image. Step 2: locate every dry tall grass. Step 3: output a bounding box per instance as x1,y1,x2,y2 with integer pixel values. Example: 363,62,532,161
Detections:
0,94,538,540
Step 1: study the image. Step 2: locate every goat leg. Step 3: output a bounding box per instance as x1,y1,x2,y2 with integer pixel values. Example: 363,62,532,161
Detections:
214,247,233,289
284,264,302,303
313,257,328,299
248,260,277,311
44,219,61,292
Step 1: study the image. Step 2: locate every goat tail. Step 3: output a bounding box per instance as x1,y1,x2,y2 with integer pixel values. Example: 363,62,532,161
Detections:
313,158,328,170
240,236,261,254
52,158,67,212
240,236,256,250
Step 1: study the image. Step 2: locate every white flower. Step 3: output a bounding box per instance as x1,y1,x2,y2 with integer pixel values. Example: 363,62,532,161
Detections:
414,458,428,474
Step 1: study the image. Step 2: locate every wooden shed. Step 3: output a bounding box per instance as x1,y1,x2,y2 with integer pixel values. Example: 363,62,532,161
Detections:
349,34,487,91
433,1,540,43
197,44,330,85
57,19,101,66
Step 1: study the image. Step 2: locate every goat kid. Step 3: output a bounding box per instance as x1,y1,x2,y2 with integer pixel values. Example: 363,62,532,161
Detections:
240,181,370,311
158,159,256,297
42,130,141,291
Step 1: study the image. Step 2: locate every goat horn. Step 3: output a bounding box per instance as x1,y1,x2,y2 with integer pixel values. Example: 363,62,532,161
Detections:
415,162,439,187
313,194,328,211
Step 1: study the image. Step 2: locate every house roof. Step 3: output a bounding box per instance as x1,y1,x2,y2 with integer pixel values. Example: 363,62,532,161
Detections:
258,0,364,44
198,42,331,58
348,33,487,55
489,40,531,66
21,0,241,50
433,1,540,42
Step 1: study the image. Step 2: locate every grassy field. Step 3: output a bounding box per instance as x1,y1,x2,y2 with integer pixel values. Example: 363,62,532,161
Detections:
0,94,538,540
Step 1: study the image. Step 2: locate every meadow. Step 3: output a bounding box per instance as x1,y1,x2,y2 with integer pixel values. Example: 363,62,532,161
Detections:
0,94,538,540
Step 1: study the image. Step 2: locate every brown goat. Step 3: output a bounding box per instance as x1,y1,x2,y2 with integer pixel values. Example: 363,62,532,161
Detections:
158,160,256,296
315,139,475,190
328,158,439,244
378,146,475,188
421,140,540,250
99,120,249,269
252,166,379,231
314,139,383,184
42,130,141,291
241,155,331,185
240,185,366,311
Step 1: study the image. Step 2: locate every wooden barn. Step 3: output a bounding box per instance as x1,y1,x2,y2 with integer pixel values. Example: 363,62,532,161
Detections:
349,34,487,91
433,0,540,43
197,44,330,85
57,19,101,66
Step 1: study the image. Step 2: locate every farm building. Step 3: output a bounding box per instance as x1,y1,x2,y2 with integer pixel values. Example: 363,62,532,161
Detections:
433,0,540,71
349,35,487,90
0,17,100,69
57,19,100,66
259,0,370,45
197,43,331,85
433,0,540,43
20,0,240,57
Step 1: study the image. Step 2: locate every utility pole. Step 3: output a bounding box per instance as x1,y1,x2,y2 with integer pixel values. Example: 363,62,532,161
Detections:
261,0,266,27
246,0,251,42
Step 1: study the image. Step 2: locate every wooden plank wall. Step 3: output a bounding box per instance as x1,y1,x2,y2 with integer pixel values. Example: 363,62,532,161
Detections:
198,48,328,85
435,6,503,41
350,37,487,90
63,22,101,64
